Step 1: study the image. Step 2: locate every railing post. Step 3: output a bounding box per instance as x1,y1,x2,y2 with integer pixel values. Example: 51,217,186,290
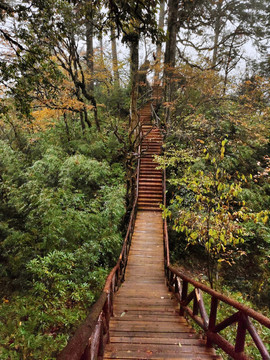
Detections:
207,296,218,347
169,270,174,289
235,312,247,355
180,280,188,316
104,294,110,344
175,276,179,294
193,291,199,316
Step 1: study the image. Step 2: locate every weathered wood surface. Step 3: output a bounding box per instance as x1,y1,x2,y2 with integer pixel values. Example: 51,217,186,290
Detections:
103,210,221,359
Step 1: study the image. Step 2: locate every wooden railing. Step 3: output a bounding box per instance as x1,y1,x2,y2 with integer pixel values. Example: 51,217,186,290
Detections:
162,170,270,360
57,145,141,360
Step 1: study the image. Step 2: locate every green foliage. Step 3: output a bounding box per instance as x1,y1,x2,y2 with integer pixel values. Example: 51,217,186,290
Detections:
162,143,269,288
160,64,270,301
0,116,126,359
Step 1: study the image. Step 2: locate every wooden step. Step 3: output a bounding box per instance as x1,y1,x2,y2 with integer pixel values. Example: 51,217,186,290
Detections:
137,205,162,210
139,186,163,191
140,178,162,182
140,159,159,162
138,198,162,203
140,168,161,171
137,196,162,201
140,167,161,171
140,172,162,176
139,173,162,177
140,169,160,172
140,163,159,167
138,199,163,205
139,178,162,183
139,190,163,195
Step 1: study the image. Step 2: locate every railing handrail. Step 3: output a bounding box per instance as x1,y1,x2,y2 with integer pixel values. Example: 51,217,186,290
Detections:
162,161,270,360
168,265,270,328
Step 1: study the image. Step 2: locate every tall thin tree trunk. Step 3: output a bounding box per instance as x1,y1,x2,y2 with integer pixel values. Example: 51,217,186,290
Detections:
154,0,165,83
63,113,71,142
86,1,94,93
164,0,179,123
99,31,104,64
212,0,223,67
223,33,236,95
80,111,86,133
85,1,100,131
111,26,120,87
129,35,139,147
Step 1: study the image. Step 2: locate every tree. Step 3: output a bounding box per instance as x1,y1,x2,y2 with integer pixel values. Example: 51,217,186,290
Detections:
164,0,206,120
154,0,165,84
161,140,269,288
164,0,179,103
105,0,160,144
0,0,103,131
111,25,120,87
176,0,270,92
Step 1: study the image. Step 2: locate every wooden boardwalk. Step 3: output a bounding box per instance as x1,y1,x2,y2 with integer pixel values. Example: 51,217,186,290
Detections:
103,101,221,360
104,211,220,359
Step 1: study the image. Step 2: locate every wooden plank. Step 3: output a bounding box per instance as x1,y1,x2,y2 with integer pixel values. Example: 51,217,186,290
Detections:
116,290,172,297
113,306,180,313
104,351,221,359
113,299,175,307
107,331,199,339
113,309,180,316
111,315,180,322
111,317,188,324
109,337,206,345
105,343,216,355
104,356,222,360
119,283,167,290
109,323,193,332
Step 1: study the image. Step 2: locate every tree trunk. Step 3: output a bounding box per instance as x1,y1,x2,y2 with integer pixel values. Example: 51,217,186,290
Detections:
99,31,104,64
129,35,139,148
164,0,179,102
85,1,100,131
80,111,86,133
63,112,71,142
212,0,223,67
164,0,179,123
223,32,237,95
111,26,120,87
86,1,94,93
154,0,165,83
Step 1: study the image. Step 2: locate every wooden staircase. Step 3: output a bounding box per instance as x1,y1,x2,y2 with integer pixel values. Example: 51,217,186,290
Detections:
103,99,221,360
138,103,163,211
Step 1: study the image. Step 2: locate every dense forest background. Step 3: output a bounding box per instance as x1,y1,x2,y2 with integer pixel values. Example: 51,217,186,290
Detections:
0,0,269,359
